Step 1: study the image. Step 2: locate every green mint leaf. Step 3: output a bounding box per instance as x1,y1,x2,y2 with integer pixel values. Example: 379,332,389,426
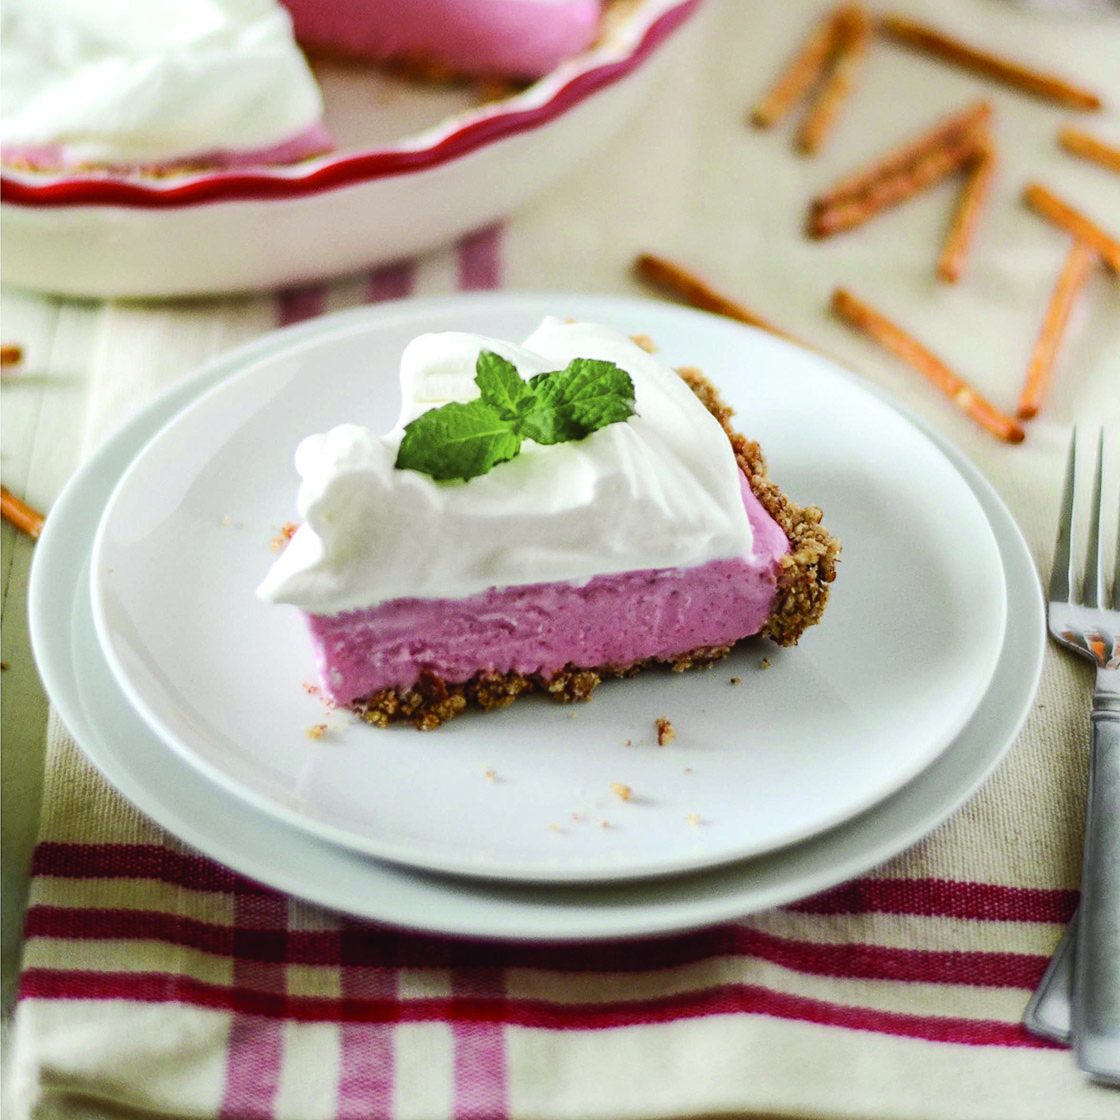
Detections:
474,350,535,422
393,354,636,482
519,358,636,446
395,399,522,481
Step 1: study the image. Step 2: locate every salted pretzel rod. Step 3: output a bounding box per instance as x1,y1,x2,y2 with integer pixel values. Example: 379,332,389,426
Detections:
938,140,997,283
1,345,23,367
1023,183,1120,273
809,125,984,238
797,5,872,154
1,485,45,540
1058,126,1120,176
831,288,1025,443
635,254,805,348
749,5,848,128
1017,241,1094,420
879,14,1102,111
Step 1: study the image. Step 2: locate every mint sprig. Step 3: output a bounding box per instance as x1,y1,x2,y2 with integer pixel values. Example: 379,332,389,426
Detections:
395,351,636,481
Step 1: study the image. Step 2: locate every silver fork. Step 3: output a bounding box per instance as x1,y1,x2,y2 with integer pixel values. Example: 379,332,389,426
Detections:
1029,429,1120,1084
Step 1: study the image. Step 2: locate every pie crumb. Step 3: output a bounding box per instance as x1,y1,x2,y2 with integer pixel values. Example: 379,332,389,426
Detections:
760,658,772,670
610,782,633,801
484,767,497,782
685,813,701,826
729,677,741,685
271,521,298,552
305,723,328,740
655,717,676,746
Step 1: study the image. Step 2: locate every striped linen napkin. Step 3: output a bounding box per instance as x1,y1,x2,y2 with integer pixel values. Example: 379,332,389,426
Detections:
8,226,1118,1120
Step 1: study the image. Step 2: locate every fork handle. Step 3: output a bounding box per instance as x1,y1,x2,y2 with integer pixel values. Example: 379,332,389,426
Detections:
1072,688,1120,1085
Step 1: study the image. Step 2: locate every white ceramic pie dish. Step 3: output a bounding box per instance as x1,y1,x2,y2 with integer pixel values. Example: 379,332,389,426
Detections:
0,0,701,299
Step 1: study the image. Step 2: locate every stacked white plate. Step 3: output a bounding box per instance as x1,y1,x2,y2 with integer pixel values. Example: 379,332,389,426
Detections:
29,293,1045,941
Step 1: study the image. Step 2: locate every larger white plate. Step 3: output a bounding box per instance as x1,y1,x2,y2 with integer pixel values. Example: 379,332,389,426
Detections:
88,295,1006,883
28,301,1044,941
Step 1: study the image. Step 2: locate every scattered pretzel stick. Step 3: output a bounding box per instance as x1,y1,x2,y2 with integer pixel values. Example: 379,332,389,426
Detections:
938,140,997,283
1023,183,1120,273
1,345,23,367
1058,126,1120,176
815,102,992,208
749,6,847,128
809,125,984,238
1,486,45,540
831,288,1025,443
634,254,805,348
798,6,872,154
1017,241,1094,420
879,14,1102,111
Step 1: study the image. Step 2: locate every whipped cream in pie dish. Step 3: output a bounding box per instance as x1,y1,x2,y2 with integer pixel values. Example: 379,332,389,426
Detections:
0,0,330,169
260,319,839,728
0,0,604,170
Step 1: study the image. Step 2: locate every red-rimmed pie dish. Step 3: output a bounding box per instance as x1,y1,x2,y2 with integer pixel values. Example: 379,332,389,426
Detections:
1,0,702,298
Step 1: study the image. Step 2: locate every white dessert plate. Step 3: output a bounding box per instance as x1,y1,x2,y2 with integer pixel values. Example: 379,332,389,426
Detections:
0,0,699,298
87,294,1007,884
28,307,1043,940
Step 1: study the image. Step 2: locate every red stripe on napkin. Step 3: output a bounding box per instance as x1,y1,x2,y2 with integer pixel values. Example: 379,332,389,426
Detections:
22,905,1051,990
366,261,414,303
218,890,288,1119
277,284,327,326
18,969,1061,1050
458,226,504,291
29,846,1076,927
791,878,1079,924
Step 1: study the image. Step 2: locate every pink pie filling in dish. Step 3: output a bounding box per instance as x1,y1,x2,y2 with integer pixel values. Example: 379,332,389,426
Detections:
303,473,789,706
282,0,602,78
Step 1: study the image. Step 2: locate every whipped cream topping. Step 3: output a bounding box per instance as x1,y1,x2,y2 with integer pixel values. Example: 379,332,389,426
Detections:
1,0,325,166
259,319,756,615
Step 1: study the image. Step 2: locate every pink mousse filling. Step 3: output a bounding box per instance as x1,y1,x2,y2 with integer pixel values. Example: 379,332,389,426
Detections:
281,0,601,78
304,475,789,705
2,123,334,173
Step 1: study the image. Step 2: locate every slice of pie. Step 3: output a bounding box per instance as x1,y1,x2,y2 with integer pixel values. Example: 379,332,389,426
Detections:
259,319,839,729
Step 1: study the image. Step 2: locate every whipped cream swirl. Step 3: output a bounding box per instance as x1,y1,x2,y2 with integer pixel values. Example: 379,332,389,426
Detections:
259,319,755,614
1,0,325,166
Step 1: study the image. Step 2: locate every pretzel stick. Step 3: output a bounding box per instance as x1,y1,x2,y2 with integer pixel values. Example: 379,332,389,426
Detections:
813,102,992,208
634,255,804,347
1023,182,1120,273
809,127,983,238
797,6,872,154
750,6,847,128
1,345,23,367
1016,241,1094,420
1,486,45,540
1058,126,1120,176
879,14,1102,111
831,288,1025,443
938,140,997,283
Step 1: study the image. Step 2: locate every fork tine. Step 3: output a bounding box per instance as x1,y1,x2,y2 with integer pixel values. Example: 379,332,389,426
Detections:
1113,472,1120,611
1083,430,1105,608
1050,428,1077,605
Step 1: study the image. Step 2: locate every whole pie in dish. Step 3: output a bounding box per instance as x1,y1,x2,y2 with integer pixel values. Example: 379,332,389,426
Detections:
258,319,840,729
0,0,613,173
